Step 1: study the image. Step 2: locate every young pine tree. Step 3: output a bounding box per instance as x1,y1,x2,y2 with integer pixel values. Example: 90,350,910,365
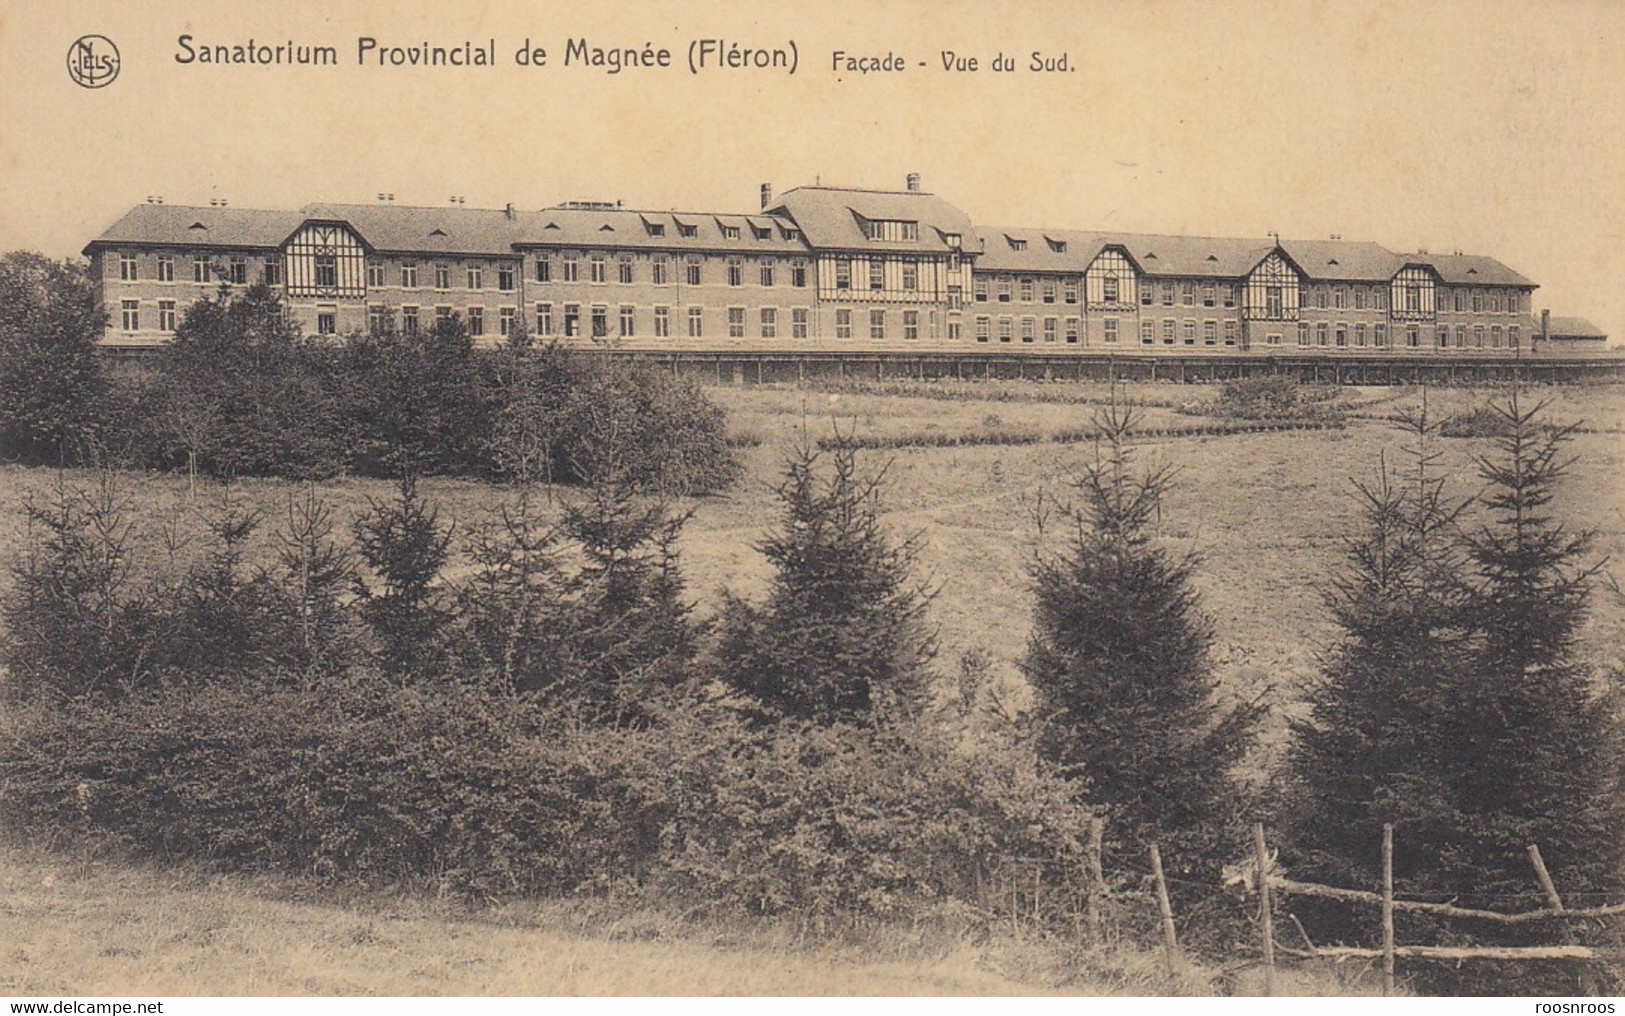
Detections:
717,437,935,725
1433,395,1625,989
1021,401,1262,894
1284,402,1474,895
354,475,454,679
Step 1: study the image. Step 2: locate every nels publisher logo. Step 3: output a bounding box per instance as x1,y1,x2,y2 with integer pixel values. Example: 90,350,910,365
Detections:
67,35,120,88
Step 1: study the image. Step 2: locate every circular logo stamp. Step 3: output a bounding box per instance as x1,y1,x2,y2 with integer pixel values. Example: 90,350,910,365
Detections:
67,35,120,89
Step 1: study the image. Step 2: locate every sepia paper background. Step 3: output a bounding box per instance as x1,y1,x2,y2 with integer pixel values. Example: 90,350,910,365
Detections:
1,0,1622,346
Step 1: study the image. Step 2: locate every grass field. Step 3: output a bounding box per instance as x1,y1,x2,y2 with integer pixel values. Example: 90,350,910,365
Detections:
0,378,1618,995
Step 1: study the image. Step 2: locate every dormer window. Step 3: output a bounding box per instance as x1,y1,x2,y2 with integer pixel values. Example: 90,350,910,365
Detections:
721,224,741,240
944,232,962,249
1007,237,1028,252
861,217,919,242
1046,237,1067,254
751,224,772,240
645,221,666,237
677,222,698,238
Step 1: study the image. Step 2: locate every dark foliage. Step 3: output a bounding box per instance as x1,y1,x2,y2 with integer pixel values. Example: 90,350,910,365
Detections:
716,438,936,724
0,253,110,465
1021,401,1264,905
354,476,454,679
1212,375,1343,421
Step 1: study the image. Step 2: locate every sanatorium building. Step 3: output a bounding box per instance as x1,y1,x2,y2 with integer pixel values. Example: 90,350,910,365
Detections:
84,175,1609,358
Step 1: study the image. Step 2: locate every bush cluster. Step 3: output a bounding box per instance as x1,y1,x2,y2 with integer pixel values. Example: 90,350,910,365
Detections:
0,266,735,494
1210,375,1345,421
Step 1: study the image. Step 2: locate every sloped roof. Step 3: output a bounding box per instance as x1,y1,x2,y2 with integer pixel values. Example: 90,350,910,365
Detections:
1277,239,1403,282
768,186,973,252
300,203,525,256
975,227,1273,278
1546,316,1606,340
1404,252,1534,287
516,206,809,253
84,204,302,253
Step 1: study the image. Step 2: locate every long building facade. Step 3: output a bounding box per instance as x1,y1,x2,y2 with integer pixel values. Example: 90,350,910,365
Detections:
86,176,1585,358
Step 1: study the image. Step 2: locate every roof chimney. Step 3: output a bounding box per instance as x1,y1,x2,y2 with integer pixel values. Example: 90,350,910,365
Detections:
760,183,772,209
905,173,921,193
505,202,515,220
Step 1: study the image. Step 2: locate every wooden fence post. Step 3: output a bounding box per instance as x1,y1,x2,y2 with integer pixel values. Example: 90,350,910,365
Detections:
1528,845,1565,912
1254,823,1276,996
1148,843,1181,976
1086,815,1106,947
1382,823,1396,996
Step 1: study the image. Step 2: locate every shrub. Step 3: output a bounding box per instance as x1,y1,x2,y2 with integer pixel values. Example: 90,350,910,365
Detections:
1212,376,1342,421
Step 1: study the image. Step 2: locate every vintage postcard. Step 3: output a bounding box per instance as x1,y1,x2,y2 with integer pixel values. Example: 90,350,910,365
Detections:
0,0,1621,1002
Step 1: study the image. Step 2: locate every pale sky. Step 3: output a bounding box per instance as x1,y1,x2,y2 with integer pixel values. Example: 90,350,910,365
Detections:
2,0,1622,342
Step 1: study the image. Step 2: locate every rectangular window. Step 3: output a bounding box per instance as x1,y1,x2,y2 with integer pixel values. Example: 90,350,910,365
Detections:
1407,325,1420,348
792,307,809,339
317,311,336,336
1471,292,1482,313
619,305,635,337
618,258,634,284
263,259,281,286
1297,322,1310,347
563,303,580,337
1354,323,1366,347
947,285,963,310
1065,317,1080,344
760,261,775,287
1223,286,1237,309
1267,332,1282,346
402,264,419,288
1141,282,1154,306
1043,280,1057,304
158,300,176,332
998,279,1012,302
1457,325,1467,347
652,256,669,286
536,302,553,337
902,263,918,291
870,309,886,340
314,255,337,289
119,254,137,281
686,259,701,286
654,306,670,338
1019,278,1035,302
1492,325,1503,347
1224,320,1237,346
1335,325,1347,347
1202,284,1215,308
1140,320,1155,345
590,256,607,284
1509,325,1520,347
975,315,990,343
760,307,778,339
1316,288,1328,310
836,308,853,339
1266,286,1283,318
467,266,483,290
1183,320,1196,345
562,256,579,282
1438,326,1451,348
974,278,988,302
1020,317,1036,343
1454,292,1464,312
156,256,173,282
1374,323,1387,346
1043,317,1058,343
535,257,551,283
467,307,484,337
728,259,743,287
120,300,140,331
1474,325,1485,348
435,265,450,290
1354,288,1367,310
369,305,391,334
1334,287,1346,310
1103,317,1118,344
228,258,247,285
499,307,515,337
1316,323,1329,346
870,261,884,291
403,306,419,335
1102,276,1119,303
1065,279,1080,304
728,307,746,339
835,260,852,290
903,309,918,341
1181,282,1195,307
1508,292,1519,313
1203,320,1217,345
687,306,703,338
194,257,210,283
498,266,515,292
1162,283,1174,306
436,305,454,326
791,262,808,288
1163,319,1176,344
367,264,385,288
591,305,608,338
947,317,962,341
998,317,1013,343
